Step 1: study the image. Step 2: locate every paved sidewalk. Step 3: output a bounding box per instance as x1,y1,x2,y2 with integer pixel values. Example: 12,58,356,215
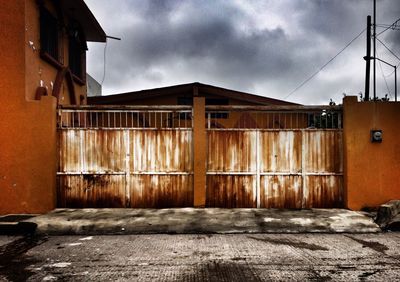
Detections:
25,208,380,235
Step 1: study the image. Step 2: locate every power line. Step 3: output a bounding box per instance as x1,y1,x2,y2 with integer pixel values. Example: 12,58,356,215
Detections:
376,17,400,36
284,28,366,100
382,61,400,78
376,26,400,31
376,37,400,61
376,48,392,98
377,24,400,29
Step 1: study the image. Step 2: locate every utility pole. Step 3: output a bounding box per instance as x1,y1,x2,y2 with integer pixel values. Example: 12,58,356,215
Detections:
395,65,397,102
365,15,371,101
373,0,376,100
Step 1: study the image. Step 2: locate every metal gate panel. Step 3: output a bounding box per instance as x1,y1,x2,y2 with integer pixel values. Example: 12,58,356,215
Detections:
206,129,343,208
58,129,128,208
302,131,343,208
260,130,343,208
57,175,126,208
303,175,344,208
207,130,257,172
129,175,193,208
260,131,302,174
206,175,256,208
206,130,257,208
302,131,343,173
57,106,193,208
128,129,193,208
129,130,193,172
260,175,303,208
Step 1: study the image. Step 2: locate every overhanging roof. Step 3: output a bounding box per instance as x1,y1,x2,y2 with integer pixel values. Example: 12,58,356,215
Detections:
88,82,300,105
59,0,106,42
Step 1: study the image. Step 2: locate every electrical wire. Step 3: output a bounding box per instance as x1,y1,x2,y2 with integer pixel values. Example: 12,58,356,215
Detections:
376,48,392,98
382,61,400,78
284,28,366,100
101,39,108,86
376,24,400,30
376,17,400,36
376,37,400,61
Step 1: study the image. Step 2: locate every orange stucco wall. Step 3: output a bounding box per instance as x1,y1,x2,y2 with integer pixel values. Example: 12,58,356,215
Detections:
343,96,400,210
24,0,87,105
0,0,57,214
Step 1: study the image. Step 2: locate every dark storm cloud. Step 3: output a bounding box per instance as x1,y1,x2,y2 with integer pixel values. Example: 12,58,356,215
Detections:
94,1,300,91
295,0,368,43
86,0,400,104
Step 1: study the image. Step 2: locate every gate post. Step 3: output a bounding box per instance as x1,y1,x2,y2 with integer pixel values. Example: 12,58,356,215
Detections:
193,92,206,207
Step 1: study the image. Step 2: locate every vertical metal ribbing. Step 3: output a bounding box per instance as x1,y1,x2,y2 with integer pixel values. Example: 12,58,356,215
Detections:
124,130,130,207
301,129,307,208
256,131,261,208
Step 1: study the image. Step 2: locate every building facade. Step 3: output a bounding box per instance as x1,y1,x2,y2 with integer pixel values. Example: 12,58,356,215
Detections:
0,0,105,214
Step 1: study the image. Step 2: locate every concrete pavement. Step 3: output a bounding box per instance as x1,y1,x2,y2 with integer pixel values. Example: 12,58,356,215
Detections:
1,233,400,281
25,208,380,235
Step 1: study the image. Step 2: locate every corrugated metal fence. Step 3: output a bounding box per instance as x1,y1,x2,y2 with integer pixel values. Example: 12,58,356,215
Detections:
57,106,193,208
57,105,343,208
205,106,343,208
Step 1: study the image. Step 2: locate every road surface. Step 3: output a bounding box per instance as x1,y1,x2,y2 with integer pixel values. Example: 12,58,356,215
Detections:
1,233,400,281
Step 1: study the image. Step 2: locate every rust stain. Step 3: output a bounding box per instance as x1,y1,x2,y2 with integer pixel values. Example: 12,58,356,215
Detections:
58,127,193,208
303,176,343,208
207,131,256,172
206,129,343,209
58,111,343,209
260,175,303,208
206,175,256,208
303,131,343,173
129,175,193,208
57,175,125,208
260,131,302,173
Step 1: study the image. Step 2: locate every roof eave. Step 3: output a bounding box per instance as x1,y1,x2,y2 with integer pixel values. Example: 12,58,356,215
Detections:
60,0,106,43
88,83,300,106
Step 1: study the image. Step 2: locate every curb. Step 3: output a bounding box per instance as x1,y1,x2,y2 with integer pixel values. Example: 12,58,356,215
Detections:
376,200,400,229
24,208,381,235
0,214,38,235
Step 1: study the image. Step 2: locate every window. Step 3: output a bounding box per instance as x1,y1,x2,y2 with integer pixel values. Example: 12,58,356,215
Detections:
177,97,193,106
68,29,86,80
205,98,229,119
40,7,59,61
177,97,193,120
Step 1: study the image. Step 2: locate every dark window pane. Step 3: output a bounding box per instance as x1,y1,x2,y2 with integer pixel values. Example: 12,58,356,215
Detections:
69,35,84,78
40,8,58,59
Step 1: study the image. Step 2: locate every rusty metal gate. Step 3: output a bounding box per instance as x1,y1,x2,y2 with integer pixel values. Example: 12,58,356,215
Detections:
57,105,193,208
205,106,344,208
57,104,343,209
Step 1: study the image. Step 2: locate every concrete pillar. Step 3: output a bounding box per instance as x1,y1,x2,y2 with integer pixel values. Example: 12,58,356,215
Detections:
193,88,206,207
343,95,400,210
342,96,358,210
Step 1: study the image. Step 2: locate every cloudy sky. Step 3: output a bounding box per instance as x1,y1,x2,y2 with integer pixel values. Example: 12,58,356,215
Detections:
85,0,400,105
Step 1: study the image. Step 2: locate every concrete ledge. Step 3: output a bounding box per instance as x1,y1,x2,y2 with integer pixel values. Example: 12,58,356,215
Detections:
376,200,400,228
0,214,38,235
25,208,380,235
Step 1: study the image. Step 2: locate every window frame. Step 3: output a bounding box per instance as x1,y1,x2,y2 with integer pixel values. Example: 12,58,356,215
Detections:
68,26,87,84
39,6,63,69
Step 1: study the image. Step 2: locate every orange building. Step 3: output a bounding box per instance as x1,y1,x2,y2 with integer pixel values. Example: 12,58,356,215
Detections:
0,0,105,214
